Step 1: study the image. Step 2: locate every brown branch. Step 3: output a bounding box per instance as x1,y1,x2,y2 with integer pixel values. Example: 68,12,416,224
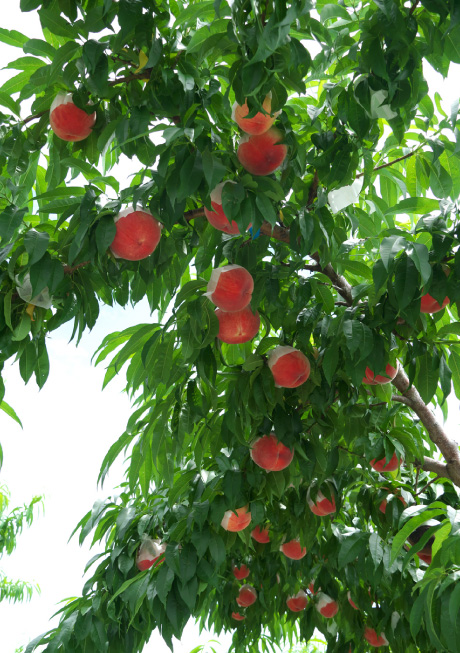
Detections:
23,109,47,125
392,368,460,487
184,208,206,222
356,149,420,178
391,394,413,407
409,0,421,15
63,261,90,274
109,70,152,86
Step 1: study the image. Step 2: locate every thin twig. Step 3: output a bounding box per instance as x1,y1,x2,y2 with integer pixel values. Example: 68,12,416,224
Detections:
356,149,421,178
409,0,421,15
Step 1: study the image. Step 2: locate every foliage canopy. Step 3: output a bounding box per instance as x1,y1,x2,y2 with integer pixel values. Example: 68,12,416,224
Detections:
0,0,460,651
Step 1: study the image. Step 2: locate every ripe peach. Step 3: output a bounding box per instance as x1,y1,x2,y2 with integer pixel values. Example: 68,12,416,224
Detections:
233,563,250,580
204,181,242,234
316,592,339,618
206,265,254,312
379,488,406,514
363,627,389,647
221,505,252,532
286,590,308,612
50,92,96,142
420,292,450,314
136,538,167,571
110,208,162,261
308,581,319,595
370,452,399,473
216,306,260,344
268,346,311,388
232,94,279,135
250,433,294,472
251,525,270,543
307,486,336,517
347,591,359,610
407,520,436,565
280,539,307,560
237,127,287,176
362,363,398,385
236,584,257,607
231,611,245,621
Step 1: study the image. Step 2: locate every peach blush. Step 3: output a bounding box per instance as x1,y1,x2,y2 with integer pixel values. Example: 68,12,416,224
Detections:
286,590,308,612
231,612,245,621
347,591,359,610
136,539,167,571
307,487,336,516
216,306,260,344
232,564,250,580
206,265,254,312
236,584,257,607
50,92,96,142
268,346,311,388
416,550,432,565
110,209,162,261
420,292,450,314
232,94,280,135
280,539,307,560
237,127,287,176
316,592,339,618
379,489,406,514
221,505,252,532
370,452,399,473
251,525,270,543
250,433,294,472
363,627,389,647
204,181,242,234
362,363,398,385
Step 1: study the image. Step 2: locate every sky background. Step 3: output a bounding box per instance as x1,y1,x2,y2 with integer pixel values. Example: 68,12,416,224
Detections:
0,3,459,653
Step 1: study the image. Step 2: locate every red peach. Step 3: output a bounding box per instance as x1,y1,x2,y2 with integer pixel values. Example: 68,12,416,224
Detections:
136,538,167,571
231,611,245,621
363,363,398,385
250,433,294,472
251,525,270,543
307,486,336,517
221,505,252,532
286,590,308,612
280,539,307,560
420,292,450,314
232,94,279,135
237,127,287,176
236,584,257,607
110,208,162,261
268,346,311,388
206,265,254,312
370,452,399,473
204,181,242,234
50,92,96,142
416,550,432,564
316,592,339,618
308,581,320,595
364,627,389,647
347,591,359,610
379,488,406,514
232,563,250,580
216,306,260,344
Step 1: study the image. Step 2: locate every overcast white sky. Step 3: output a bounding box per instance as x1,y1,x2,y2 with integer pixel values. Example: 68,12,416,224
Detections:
0,3,459,653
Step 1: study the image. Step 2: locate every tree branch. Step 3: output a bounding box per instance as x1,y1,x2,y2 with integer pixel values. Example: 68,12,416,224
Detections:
392,368,460,487
356,148,421,178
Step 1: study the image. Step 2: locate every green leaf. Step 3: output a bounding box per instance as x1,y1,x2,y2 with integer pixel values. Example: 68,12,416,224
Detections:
95,216,116,255
0,27,29,48
390,507,446,564
0,401,22,427
209,535,226,567
385,197,440,216
24,230,50,266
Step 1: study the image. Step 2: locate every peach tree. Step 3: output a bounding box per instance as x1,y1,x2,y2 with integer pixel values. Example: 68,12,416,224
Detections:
0,0,459,651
